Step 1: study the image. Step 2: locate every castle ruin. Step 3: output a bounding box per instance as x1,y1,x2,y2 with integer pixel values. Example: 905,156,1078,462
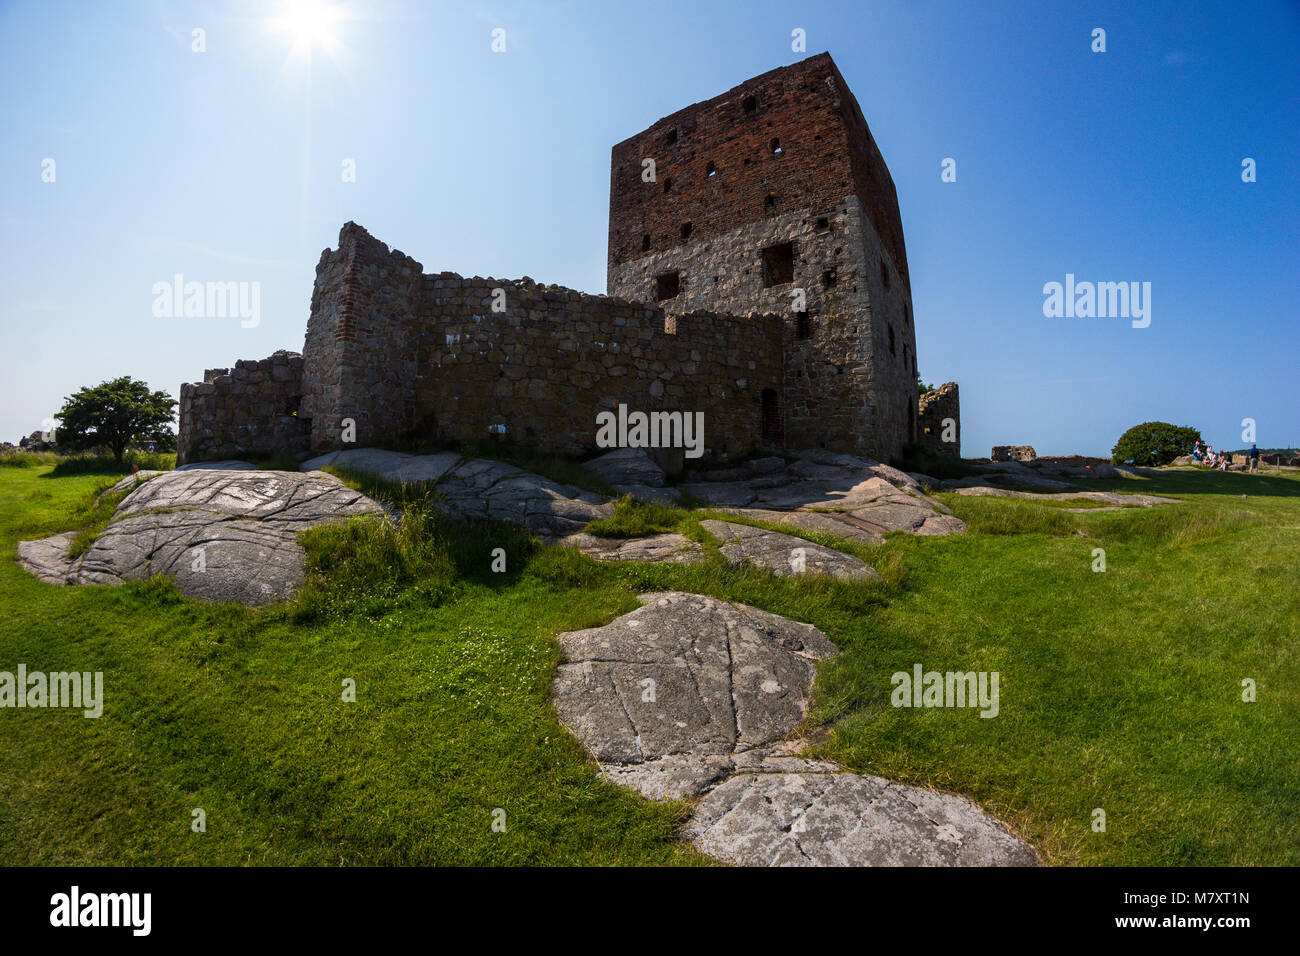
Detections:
177,53,958,466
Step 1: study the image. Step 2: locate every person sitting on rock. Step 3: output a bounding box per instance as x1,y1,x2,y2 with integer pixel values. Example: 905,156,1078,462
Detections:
1192,441,1203,462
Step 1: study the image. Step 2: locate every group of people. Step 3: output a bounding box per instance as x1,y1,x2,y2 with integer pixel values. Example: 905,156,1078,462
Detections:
1193,441,1260,472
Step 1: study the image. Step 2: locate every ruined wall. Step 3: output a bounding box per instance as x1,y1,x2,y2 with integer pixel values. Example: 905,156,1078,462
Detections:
297,224,784,461
177,350,306,464
607,52,917,461
299,222,425,450
992,445,1036,462
411,277,784,459
916,382,960,457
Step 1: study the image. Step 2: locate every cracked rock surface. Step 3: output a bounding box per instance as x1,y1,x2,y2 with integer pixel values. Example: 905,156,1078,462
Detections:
303,449,615,536
16,469,382,606
552,591,837,799
700,520,881,582
683,450,966,539
433,458,613,535
686,771,1038,867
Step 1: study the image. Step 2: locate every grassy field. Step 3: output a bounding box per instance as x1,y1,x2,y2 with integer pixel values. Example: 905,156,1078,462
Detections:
0,457,1295,865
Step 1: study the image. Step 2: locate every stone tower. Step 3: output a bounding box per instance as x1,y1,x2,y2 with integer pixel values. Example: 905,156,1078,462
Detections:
607,52,918,461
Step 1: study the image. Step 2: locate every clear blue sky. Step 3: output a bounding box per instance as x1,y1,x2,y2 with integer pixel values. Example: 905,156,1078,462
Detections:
2,0,1296,457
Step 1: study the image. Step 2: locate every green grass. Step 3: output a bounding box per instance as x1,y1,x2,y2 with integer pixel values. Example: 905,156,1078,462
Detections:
46,451,176,476
0,461,1295,865
65,474,154,558
584,496,692,538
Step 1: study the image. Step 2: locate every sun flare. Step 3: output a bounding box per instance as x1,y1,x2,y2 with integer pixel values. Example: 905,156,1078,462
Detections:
275,0,342,52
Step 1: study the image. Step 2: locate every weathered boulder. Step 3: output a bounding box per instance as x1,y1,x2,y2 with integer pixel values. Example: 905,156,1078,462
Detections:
681,450,965,540
301,448,461,484
552,592,837,799
16,469,383,606
686,771,1038,867
299,449,614,536
434,458,613,535
700,520,881,583
585,448,665,488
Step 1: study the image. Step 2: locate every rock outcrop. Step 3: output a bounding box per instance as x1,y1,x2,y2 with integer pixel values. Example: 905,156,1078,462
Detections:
17,469,382,606
551,591,1037,866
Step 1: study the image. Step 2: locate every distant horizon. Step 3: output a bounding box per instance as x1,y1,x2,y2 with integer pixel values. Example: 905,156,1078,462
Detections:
3,0,1296,460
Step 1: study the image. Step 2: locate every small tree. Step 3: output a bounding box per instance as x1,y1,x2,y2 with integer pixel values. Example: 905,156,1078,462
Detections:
917,376,936,395
1111,421,1203,466
55,377,177,465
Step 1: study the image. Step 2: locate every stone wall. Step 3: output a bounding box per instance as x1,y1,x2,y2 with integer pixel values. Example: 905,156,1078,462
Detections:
177,350,306,464
991,445,1036,462
916,382,960,457
299,222,425,451
294,223,785,461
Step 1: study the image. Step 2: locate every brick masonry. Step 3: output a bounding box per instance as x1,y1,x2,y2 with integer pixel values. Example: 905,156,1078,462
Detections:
607,52,921,461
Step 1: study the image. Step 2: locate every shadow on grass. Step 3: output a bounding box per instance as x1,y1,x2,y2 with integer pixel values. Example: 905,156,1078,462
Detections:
1097,468,1300,498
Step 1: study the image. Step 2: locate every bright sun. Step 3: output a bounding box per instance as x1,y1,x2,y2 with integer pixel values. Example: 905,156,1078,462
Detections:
276,0,341,51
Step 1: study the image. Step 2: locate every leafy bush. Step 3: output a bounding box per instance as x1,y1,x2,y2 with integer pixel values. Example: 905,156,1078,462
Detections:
1111,422,1203,466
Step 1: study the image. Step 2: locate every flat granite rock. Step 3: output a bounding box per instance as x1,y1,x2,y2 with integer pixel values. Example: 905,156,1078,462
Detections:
299,448,615,536
585,448,665,488
951,487,1182,508
300,448,462,485
552,591,837,799
560,532,704,564
686,771,1038,867
943,472,1076,493
700,520,881,583
682,450,965,539
434,458,613,536
16,469,383,606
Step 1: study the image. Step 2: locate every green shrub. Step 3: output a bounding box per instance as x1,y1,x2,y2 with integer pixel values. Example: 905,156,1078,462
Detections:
1111,422,1203,466
49,450,176,476
0,450,60,468
585,496,687,537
